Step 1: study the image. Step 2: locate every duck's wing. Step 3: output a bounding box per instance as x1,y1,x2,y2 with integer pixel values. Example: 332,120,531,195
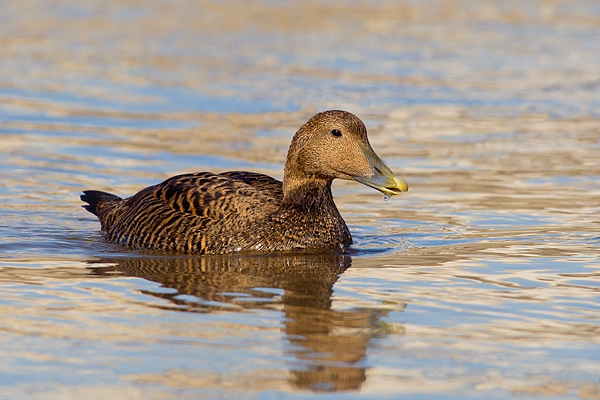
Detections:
83,172,282,229
93,171,282,252
220,171,283,201
147,171,282,220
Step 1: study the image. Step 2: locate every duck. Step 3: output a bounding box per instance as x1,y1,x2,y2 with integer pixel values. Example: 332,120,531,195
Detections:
81,110,408,254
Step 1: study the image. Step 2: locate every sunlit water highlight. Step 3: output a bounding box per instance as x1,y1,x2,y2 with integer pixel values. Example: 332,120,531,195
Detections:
1,0,599,398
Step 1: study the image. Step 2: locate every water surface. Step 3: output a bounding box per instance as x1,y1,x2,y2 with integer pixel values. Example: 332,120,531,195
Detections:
1,0,599,398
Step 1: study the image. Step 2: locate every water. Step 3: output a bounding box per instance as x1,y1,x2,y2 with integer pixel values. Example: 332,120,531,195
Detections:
1,0,599,398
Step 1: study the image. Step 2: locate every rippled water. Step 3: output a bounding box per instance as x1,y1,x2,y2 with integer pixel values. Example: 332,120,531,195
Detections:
1,0,599,398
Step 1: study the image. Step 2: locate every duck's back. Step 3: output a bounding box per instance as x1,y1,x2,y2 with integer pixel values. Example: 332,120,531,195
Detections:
82,171,283,253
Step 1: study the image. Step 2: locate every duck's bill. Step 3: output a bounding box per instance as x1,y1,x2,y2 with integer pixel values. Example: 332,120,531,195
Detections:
355,173,408,196
354,143,409,196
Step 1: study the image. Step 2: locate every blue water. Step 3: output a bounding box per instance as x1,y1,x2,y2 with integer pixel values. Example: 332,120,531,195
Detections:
1,0,600,399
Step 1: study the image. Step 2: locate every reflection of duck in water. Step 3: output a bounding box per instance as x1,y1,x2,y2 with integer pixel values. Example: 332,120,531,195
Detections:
81,110,408,254
89,253,404,392
90,253,349,312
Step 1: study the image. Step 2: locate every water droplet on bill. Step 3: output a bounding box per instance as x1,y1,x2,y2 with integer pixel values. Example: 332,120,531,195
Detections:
383,194,390,202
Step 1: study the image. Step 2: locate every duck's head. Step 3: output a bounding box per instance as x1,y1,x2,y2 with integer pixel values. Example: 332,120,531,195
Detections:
284,110,408,196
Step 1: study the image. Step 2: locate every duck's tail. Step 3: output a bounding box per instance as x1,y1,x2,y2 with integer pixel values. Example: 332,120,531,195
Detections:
80,190,122,216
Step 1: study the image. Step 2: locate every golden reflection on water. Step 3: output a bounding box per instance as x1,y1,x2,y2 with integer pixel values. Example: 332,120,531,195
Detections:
0,254,399,394
88,254,390,392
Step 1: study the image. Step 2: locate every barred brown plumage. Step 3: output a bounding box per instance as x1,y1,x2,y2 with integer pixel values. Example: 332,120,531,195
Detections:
81,110,408,254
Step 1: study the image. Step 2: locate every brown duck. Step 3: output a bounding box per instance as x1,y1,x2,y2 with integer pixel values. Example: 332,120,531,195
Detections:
81,110,408,254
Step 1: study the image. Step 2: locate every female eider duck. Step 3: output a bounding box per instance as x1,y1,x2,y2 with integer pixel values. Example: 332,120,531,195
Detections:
81,110,408,254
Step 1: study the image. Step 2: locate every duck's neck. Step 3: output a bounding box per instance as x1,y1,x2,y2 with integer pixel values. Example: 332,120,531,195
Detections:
281,170,352,250
281,177,336,213
282,145,338,212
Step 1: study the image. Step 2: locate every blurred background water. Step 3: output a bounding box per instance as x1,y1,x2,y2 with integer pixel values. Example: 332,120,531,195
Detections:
1,0,599,398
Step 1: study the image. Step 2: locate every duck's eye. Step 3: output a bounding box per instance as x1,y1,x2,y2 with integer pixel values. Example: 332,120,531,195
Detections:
331,129,342,137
